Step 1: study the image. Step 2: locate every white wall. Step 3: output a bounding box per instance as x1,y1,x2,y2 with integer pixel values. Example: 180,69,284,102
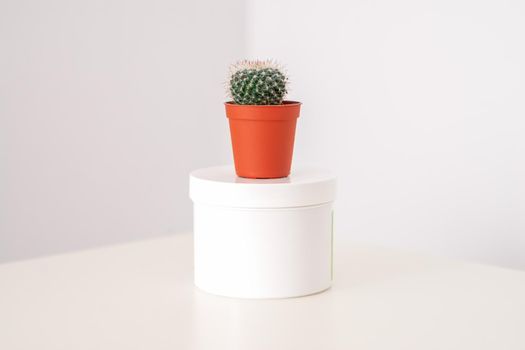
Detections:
3,0,524,270
0,0,243,261
247,0,525,269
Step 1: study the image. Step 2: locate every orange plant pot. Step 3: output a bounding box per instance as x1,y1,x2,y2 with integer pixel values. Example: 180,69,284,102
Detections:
225,101,301,179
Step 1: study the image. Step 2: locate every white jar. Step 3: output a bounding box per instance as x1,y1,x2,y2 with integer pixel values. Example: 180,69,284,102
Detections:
189,166,337,299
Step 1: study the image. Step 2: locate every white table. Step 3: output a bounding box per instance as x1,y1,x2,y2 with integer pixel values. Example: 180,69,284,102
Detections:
1,233,524,350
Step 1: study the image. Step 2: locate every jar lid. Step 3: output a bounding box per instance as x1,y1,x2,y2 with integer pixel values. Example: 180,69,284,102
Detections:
189,165,336,208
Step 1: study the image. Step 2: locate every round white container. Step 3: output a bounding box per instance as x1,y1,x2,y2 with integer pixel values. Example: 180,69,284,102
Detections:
189,165,336,299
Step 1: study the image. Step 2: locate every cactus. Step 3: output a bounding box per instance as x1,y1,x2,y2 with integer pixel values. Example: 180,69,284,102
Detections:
228,60,288,105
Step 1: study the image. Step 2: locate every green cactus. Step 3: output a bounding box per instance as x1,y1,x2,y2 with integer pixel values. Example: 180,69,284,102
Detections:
228,60,288,105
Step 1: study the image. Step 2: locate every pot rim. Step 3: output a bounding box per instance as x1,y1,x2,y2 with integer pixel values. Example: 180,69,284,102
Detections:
225,100,301,121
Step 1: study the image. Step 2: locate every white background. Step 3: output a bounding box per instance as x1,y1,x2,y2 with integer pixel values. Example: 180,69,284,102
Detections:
248,0,525,269
1,0,241,261
2,0,524,269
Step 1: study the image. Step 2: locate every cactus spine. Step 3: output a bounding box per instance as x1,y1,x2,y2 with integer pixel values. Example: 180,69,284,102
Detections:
228,60,288,105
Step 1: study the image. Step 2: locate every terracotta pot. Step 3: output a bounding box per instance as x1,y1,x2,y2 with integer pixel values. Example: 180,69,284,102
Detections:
225,101,301,179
